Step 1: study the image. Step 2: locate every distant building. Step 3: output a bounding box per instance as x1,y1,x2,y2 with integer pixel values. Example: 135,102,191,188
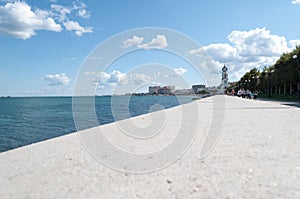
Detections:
192,84,205,93
149,86,160,95
158,86,175,95
149,86,175,95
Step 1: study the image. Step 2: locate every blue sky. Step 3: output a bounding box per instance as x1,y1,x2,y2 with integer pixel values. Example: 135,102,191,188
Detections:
0,0,300,96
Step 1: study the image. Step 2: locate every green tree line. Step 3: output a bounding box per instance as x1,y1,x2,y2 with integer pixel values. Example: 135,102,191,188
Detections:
228,46,300,96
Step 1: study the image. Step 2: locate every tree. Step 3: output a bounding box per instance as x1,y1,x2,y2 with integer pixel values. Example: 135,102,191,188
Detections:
237,46,300,96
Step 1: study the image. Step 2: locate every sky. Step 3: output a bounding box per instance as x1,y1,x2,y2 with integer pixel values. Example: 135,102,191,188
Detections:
0,0,300,96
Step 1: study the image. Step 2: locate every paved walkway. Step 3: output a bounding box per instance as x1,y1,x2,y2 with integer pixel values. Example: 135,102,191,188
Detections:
257,97,300,108
1,95,300,198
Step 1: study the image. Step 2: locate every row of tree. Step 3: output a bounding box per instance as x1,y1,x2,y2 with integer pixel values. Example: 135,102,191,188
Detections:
228,46,300,96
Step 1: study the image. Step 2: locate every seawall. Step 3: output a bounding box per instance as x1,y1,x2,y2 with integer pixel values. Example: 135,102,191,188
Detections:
1,95,300,198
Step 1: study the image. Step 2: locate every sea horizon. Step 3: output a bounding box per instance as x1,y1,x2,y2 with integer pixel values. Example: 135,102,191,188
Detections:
1,93,201,98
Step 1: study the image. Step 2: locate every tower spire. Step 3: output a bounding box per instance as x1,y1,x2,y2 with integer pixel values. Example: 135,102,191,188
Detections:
221,65,229,90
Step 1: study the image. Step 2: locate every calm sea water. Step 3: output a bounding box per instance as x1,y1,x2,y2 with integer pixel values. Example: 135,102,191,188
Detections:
0,95,193,152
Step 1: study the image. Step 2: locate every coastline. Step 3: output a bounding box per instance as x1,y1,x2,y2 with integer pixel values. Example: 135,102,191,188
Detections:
0,95,195,153
1,95,199,154
1,95,300,198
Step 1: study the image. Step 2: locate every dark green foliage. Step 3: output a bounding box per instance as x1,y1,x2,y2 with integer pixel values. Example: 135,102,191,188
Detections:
232,46,300,97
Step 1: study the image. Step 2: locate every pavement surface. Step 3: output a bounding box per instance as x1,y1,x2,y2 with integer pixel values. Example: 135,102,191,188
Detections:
257,97,300,108
1,95,300,198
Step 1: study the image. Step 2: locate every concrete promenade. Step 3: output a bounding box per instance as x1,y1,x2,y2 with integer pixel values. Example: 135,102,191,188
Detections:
1,95,300,198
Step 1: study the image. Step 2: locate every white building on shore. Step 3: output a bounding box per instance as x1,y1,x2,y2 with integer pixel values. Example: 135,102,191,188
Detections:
148,86,160,95
149,86,175,95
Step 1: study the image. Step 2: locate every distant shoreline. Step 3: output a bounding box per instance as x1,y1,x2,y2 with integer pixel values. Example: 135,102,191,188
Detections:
0,94,202,98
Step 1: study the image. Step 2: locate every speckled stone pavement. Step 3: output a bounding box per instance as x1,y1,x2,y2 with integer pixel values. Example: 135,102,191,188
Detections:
1,95,300,198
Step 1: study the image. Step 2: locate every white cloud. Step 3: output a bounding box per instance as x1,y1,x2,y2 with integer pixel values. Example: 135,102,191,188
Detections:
63,21,93,36
0,1,93,39
140,35,168,49
192,43,237,63
189,27,297,81
228,28,290,57
122,35,168,49
0,1,62,39
78,9,90,18
50,2,92,36
122,36,144,48
292,0,300,4
51,2,92,36
106,70,127,83
86,70,126,84
83,68,189,94
173,68,187,76
50,4,72,22
289,40,300,49
43,73,71,86
73,1,90,19
163,67,187,78
85,67,188,92
51,1,90,21
85,70,154,90
121,73,152,85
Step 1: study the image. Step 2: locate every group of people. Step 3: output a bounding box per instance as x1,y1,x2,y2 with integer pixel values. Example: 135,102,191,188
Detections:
232,89,258,99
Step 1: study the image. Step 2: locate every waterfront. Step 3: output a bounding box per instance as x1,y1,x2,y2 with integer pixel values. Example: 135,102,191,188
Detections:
1,95,300,198
0,95,194,152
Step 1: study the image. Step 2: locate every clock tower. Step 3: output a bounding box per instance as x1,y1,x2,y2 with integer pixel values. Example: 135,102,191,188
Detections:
221,65,228,89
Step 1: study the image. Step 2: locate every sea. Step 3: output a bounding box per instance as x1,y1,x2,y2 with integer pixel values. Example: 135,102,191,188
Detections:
0,95,194,152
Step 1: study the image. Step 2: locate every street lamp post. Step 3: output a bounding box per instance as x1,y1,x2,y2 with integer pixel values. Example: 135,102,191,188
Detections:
252,76,259,92
268,70,274,98
293,55,300,99
255,75,259,92
252,76,255,90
